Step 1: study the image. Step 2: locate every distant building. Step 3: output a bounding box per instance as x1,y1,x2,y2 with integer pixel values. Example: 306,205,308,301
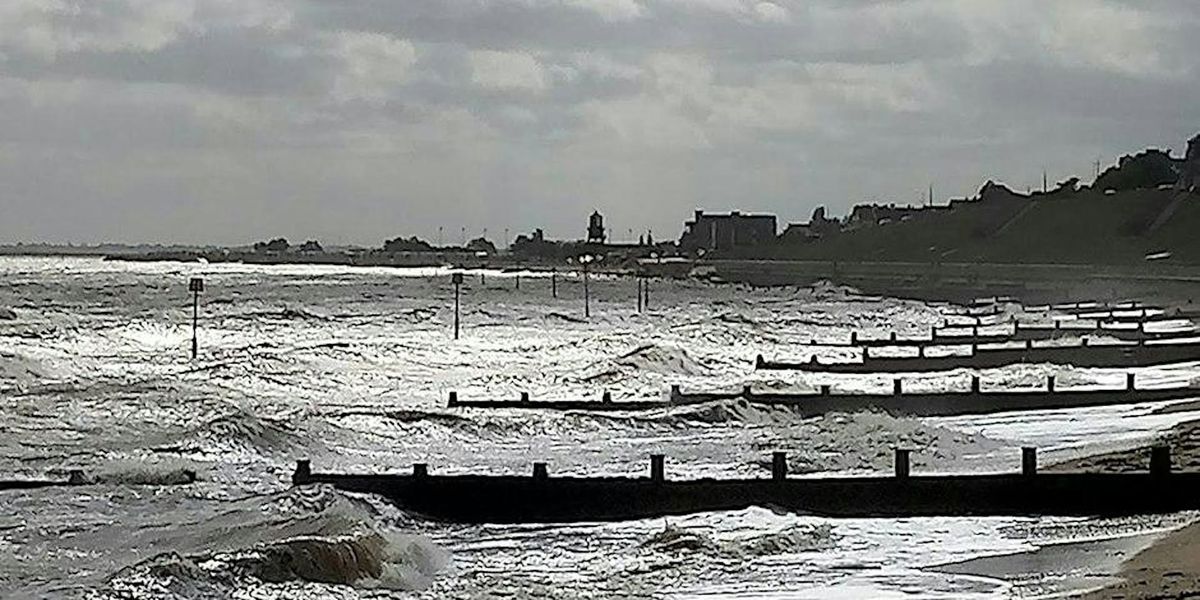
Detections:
845,204,925,230
679,210,777,253
297,240,324,253
1183,133,1200,190
587,211,606,244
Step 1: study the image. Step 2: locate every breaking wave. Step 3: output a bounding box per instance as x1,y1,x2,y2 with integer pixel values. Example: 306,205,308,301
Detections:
157,409,306,456
643,399,1006,473
545,311,588,323
641,522,835,558
106,485,448,596
613,344,708,376
228,306,331,322
0,350,57,382
89,459,202,486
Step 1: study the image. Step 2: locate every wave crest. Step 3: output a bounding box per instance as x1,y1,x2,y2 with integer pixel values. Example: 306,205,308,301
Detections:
613,344,707,376
108,485,447,594
641,522,835,558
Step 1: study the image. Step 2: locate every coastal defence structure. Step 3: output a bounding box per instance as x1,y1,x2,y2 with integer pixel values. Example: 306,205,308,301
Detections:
813,321,1187,347
757,338,1200,373
446,374,1198,418
291,447,1196,523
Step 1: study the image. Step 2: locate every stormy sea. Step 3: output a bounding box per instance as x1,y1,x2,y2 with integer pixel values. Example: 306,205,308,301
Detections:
1,256,1198,599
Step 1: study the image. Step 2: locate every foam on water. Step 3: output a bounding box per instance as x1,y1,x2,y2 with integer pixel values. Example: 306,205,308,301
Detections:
2,256,1198,599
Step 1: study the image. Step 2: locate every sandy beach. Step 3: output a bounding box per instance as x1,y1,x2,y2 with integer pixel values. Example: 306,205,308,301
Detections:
1077,521,1200,599
1036,416,1200,597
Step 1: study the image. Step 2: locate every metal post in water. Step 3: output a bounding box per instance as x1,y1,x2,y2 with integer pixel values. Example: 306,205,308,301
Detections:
451,272,463,340
551,269,558,298
583,261,591,318
643,276,650,310
515,274,520,291
637,276,643,313
188,277,204,360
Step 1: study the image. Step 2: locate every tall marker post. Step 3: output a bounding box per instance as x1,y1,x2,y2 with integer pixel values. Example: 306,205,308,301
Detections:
188,277,204,359
451,272,464,340
551,269,558,298
637,276,643,313
580,255,595,319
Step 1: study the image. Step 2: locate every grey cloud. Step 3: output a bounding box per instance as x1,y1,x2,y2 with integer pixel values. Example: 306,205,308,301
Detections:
1,0,1199,245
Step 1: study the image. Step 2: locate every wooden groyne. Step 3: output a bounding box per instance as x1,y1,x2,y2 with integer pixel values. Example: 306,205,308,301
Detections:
0,471,84,492
448,391,669,411
1049,306,1200,322
447,375,1198,417
758,340,1200,373
820,323,1188,348
292,447,1200,523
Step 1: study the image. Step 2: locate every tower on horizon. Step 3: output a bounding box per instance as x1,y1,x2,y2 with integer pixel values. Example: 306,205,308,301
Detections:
587,211,606,244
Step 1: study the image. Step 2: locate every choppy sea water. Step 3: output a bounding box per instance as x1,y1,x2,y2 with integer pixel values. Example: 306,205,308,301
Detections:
1,256,1198,599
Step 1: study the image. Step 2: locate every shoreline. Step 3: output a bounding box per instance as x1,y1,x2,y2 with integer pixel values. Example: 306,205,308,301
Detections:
943,414,1200,598
930,531,1162,598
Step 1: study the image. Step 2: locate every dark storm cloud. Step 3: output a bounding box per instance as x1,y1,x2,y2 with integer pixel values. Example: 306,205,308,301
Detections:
0,0,1198,245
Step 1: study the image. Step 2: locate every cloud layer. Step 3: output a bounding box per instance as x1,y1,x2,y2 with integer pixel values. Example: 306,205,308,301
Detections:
1,0,1198,244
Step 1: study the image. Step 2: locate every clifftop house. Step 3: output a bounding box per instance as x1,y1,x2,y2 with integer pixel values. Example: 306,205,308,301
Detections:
679,210,777,253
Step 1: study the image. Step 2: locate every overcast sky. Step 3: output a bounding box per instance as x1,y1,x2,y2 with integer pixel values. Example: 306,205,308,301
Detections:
1,0,1198,246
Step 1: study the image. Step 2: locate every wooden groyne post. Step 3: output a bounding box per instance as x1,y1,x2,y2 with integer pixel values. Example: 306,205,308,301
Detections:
1022,447,1037,476
188,277,204,359
894,448,911,478
772,452,788,481
1152,446,1172,477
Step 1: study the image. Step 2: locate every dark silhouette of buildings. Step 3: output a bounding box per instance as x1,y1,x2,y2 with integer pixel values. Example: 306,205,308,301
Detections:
845,203,927,230
679,210,777,253
297,240,324,253
1183,133,1200,191
252,238,290,253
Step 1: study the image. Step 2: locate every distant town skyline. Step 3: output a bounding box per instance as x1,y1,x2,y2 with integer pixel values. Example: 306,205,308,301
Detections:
1,1,1199,245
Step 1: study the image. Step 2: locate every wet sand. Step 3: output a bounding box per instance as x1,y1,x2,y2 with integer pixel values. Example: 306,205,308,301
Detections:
1078,521,1200,599
1062,416,1200,598
931,533,1157,598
